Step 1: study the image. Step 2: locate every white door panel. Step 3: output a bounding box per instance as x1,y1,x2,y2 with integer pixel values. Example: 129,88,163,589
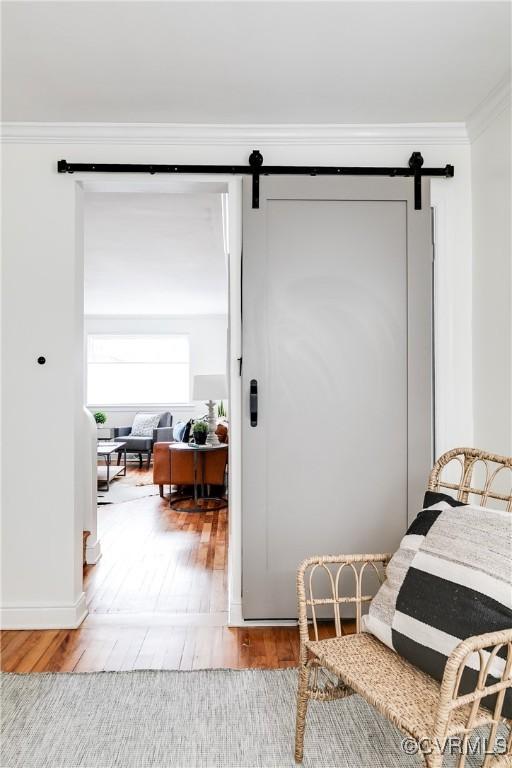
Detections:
242,176,432,619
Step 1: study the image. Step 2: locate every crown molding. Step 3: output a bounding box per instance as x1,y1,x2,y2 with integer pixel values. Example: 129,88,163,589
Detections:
466,76,511,143
1,121,469,146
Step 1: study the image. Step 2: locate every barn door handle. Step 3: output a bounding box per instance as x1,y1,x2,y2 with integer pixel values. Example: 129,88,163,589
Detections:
250,380,258,426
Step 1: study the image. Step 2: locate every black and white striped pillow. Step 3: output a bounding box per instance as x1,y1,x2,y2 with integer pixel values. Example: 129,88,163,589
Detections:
363,492,512,716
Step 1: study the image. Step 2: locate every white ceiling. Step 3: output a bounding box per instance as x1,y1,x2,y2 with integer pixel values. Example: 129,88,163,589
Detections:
84,191,228,315
2,2,510,124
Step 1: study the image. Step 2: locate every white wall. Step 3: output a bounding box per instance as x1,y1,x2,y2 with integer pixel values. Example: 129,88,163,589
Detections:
471,106,512,456
85,313,228,425
84,192,227,316
0,134,472,628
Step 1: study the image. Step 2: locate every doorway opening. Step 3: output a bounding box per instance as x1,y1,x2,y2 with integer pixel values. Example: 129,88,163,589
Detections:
81,178,241,642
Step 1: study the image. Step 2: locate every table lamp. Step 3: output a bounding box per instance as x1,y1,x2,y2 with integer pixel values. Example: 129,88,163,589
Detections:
192,374,227,446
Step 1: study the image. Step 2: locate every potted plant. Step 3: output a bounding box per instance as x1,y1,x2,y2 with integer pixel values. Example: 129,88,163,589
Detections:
94,411,107,425
217,400,227,419
192,420,208,445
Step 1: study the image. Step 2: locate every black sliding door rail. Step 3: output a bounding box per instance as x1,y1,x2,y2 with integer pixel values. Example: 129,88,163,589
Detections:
57,150,454,210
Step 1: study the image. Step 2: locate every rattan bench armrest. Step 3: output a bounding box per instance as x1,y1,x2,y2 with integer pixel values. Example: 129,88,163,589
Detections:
432,628,512,750
296,553,392,655
446,629,512,667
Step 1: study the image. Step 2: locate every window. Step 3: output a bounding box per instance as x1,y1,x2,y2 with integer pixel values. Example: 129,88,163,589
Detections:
87,334,189,405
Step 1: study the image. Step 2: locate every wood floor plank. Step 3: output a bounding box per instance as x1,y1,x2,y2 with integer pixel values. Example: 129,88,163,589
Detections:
2,632,48,672
191,626,216,670
162,627,188,669
73,633,119,672
103,628,148,672
262,629,279,668
1,630,34,665
27,631,70,673
219,627,240,669
275,628,297,667
40,630,89,672
134,628,170,670
179,627,197,670
1,630,24,655
237,629,251,669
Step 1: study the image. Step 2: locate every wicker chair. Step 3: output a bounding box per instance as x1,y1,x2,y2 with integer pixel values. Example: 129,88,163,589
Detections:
295,448,512,768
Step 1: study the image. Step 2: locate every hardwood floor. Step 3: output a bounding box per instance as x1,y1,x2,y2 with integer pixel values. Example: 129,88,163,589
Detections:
1,465,352,672
85,482,228,616
1,625,302,673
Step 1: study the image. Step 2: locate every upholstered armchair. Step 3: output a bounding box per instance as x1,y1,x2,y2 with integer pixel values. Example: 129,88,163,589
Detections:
113,411,173,468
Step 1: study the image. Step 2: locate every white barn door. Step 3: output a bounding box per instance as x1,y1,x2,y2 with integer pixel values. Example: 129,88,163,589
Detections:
242,175,433,619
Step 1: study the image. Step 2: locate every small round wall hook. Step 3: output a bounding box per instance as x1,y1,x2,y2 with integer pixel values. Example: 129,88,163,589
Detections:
37,356,46,365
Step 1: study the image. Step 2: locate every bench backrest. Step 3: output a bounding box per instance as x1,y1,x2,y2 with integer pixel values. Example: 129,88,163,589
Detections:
428,447,512,511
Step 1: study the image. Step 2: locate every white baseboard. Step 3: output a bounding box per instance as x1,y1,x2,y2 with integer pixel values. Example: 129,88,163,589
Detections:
0,592,88,630
85,537,102,565
228,601,297,628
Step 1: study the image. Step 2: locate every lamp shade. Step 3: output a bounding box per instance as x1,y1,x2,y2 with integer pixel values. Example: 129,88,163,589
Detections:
192,374,227,401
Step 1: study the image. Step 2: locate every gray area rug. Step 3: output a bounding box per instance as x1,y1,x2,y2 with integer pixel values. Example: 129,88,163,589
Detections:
1,669,503,768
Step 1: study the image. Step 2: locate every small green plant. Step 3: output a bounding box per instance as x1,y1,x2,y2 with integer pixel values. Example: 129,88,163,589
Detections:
94,411,107,425
217,400,227,419
192,420,208,436
192,419,208,445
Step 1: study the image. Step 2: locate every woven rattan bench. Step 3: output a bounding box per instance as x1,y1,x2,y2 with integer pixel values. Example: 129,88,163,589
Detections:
295,448,512,768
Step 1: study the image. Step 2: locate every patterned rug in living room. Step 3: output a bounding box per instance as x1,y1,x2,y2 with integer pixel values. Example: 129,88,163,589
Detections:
97,473,158,505
1,669,503,768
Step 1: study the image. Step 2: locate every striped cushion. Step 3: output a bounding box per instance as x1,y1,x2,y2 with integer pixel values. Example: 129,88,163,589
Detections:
362,492,512,717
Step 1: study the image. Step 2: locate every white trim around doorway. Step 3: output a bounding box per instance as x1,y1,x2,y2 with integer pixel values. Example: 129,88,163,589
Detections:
74,174,245,627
